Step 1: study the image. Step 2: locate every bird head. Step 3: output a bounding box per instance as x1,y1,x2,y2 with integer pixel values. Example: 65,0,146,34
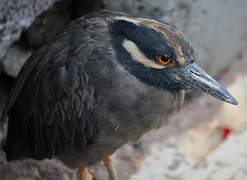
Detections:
109,15,238,105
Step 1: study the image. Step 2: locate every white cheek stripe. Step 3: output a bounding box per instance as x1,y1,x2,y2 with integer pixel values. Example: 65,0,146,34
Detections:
122,40,165,69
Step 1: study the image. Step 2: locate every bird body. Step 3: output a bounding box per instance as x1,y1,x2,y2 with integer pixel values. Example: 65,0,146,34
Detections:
1,11,237,177
1,11,185,169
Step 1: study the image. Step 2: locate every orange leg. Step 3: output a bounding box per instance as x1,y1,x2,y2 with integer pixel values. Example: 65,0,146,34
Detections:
76,167,92,180
103,156,118,180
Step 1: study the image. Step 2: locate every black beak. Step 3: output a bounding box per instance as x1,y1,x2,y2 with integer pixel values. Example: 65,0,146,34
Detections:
176,63,238,105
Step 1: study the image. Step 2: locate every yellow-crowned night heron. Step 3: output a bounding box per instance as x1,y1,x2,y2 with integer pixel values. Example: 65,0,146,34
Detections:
1,11,238,180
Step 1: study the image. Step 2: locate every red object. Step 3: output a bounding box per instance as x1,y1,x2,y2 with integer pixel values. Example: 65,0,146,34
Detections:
219,125,232,139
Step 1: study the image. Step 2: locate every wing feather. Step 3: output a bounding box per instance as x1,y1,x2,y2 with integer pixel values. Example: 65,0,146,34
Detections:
1,17,103,161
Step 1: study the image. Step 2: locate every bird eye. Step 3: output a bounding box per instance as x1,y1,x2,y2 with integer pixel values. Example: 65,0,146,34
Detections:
156,55,173,65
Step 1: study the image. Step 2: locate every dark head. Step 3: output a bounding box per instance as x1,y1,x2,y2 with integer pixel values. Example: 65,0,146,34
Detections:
109,15,238,105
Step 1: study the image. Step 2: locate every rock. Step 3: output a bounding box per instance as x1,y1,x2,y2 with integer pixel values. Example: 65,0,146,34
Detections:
131,127,247,180
0,0,61,62
0,153,76,180
20,0,72,49
3,45,32,77
1,0,103,76
20,0,103,49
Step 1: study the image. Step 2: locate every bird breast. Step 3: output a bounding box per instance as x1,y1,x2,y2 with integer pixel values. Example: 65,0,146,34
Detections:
91,61,185,142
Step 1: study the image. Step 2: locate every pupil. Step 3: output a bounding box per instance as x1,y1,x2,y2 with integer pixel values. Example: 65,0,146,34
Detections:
162,56,167,62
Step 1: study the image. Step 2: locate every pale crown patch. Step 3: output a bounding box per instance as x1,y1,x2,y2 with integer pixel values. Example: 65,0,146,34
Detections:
114,16,141,26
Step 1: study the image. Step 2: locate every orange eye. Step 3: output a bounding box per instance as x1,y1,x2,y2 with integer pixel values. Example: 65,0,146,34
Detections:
156,55,172,65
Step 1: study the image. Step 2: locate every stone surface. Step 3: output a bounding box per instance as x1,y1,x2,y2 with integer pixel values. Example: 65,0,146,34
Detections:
131,130,247,180
0,0,103,76
0,153,76,180
0,0,61,63
3,45,32,77
103,0,247,75
20,0,72,49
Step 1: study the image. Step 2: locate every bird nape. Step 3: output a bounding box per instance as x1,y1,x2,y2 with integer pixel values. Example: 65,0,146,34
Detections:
0,10,238,180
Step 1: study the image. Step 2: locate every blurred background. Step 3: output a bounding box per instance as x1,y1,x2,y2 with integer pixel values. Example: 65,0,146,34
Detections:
0,0,247,179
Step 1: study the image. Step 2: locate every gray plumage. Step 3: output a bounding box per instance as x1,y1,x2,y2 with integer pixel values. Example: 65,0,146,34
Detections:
1,11,237,170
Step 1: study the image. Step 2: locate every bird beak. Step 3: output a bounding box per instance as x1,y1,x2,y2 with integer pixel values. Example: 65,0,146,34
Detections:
176,63,238,105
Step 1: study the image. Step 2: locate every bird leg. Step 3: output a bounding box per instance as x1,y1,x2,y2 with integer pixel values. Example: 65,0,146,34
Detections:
103,156,118,180
76,167,92,180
